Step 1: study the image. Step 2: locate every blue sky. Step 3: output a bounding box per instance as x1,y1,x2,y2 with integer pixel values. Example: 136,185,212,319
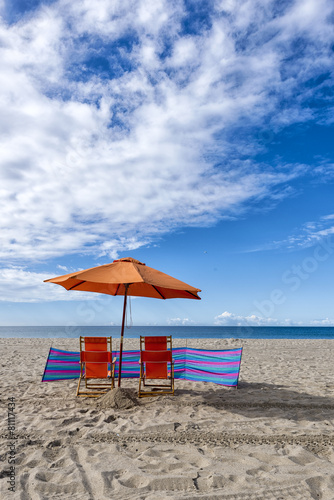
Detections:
0,0,334,327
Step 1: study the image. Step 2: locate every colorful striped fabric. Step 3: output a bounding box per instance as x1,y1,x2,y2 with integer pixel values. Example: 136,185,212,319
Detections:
42,346,242,387
42,348,81,381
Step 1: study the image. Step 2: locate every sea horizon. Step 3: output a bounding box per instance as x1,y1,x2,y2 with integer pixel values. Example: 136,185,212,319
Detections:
1,325,334,339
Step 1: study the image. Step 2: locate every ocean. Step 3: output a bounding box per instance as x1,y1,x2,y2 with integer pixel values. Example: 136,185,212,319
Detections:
0,325,334,339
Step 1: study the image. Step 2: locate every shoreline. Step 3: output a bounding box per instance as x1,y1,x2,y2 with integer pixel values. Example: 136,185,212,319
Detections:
1,338,333,499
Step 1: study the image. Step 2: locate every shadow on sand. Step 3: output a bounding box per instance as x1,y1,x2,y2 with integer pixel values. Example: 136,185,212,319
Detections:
174,381,334,422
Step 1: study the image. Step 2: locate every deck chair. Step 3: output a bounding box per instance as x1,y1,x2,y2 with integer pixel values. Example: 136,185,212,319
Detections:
138,336,174,397
76,337,116,397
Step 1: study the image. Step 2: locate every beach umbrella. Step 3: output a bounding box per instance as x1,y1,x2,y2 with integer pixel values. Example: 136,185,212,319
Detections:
44,257,201,387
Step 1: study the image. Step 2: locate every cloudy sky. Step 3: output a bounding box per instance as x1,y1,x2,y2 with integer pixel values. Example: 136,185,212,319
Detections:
0,0,334,327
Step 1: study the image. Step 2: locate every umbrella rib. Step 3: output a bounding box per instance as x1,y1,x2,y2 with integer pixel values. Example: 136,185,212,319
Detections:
114,284,120,296
152,285,166,299
186,290,200,299
68,281,85,290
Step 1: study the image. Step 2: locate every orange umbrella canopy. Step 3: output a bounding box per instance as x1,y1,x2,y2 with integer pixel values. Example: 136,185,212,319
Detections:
44,257,201,300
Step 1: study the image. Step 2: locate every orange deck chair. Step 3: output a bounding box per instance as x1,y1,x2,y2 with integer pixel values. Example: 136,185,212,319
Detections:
138,336,174,397
76,337,116,397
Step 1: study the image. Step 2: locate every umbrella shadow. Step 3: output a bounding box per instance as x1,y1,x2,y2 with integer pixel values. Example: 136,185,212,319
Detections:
176,381,334,422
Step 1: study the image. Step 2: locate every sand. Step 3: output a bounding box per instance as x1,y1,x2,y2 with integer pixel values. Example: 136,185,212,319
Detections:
0,337,334,500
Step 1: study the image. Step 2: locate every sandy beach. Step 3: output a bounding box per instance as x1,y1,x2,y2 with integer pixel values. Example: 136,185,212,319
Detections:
0,337,334,500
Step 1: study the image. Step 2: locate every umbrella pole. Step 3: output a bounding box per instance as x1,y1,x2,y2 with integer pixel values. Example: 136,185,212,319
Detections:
117,284,129,388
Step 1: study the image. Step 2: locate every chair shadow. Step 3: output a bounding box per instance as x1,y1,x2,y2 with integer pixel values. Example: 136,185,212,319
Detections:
175,381,334,422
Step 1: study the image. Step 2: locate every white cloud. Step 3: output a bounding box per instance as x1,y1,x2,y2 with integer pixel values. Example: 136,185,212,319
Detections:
250,214,334,252
314,163,334,179
57,265,69,272
269,214,334,249
0,267,100,302
214,310,334,326
0,0,333,263
310,318,334,326
322,214,334,221
167,317,196,326
214,311,281,326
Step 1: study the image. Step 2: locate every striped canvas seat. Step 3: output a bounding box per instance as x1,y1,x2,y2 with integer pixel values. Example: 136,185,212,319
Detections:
76,337,116,397
138,336,175,397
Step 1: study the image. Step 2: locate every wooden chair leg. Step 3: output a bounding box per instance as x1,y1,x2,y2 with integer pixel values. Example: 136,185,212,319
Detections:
76,376,82,396
138,363,143,397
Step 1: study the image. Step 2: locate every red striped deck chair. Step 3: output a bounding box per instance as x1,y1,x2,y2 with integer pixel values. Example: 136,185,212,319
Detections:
138,336,174,397
76,337,116,397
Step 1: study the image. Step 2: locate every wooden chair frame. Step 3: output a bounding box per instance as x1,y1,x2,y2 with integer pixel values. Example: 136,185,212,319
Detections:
138,336,175,397
76,336,116,397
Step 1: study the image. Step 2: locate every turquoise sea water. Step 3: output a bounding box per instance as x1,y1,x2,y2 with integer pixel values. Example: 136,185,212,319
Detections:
0,326,334,339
